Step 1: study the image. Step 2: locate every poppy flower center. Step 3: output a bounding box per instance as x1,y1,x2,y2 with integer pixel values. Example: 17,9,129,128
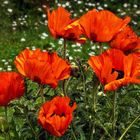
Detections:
90,33,97,41
34,76,41,84
56,35,62,39
112,68,124,80
50,112,66,117
66,33,76,40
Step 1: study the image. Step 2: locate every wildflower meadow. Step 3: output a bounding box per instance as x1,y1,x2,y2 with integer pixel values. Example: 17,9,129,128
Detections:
0,0,140,140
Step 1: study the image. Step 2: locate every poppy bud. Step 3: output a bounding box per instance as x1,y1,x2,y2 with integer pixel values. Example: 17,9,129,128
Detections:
70,65,80,78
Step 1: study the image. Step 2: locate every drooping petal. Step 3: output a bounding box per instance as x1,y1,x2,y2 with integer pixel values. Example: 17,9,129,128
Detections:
104,78,127,91
110,26,138,52
47,7,72,38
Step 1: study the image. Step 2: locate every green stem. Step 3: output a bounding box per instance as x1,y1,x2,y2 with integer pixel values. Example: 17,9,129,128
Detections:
62,39,67,96
4,107,11,140
65,77,72,93
92,80,99,113
5,107,8,120
112,91,117,139
90,124,94,140
71,126,77,140
118,113,140,140
40,85,45,103
95,115,113,139
99,42,103,54
52,136,56,140
62,80,66,96
26,115,39,140
81,70,86,102
63,39,66,60
93,88,97,113
37,84,45,103
76,58,86,101
90,79,99,139
99,135,105,140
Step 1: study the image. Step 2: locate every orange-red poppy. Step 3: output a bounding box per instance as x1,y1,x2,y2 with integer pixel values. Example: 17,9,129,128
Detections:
110,26,140,52
64,19,86,43
0,72,25,106
38,96,76,137
46,7,86,43
14,48,71,88
88,49,140,92
79,9,130,42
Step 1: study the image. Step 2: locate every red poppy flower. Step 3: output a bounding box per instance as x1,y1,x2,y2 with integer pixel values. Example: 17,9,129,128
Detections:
0,72,25,106
46,7,86,43
79,9,130,42
14,48,71,88
64,19,86,43
88,49,140,92
110,26,140,52
38,96,76,137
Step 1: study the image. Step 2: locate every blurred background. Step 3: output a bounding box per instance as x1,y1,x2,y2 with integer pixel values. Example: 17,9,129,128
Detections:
0,0,140,71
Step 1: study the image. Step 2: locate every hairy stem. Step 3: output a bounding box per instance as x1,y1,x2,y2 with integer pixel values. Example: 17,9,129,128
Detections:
37,84,45,103
112,91,117,139
4,107,11,140
93,86,98,113
90,78,99,139
118,113,140,140
92,78,99,113
63,39,66,60
62,80,66,96
95,115,113,139
90,124,95,140
62,39,67,96
99,42,103,54
26,115,39,140
76,58,86,101
52,136,56,140
71,125,78,140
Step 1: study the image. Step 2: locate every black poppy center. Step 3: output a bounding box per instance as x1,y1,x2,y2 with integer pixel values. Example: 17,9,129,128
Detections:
66,33,76,40
50,112,66,117
34,76,41,84
111,68,124,80
90,33,97,41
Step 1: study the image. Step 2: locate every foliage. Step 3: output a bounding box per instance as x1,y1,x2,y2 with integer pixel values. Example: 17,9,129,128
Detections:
0,0,140,140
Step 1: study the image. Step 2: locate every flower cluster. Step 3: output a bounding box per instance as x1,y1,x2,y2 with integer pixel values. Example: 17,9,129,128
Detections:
46,6,140,93
88,49,140,92
0,6,140,138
